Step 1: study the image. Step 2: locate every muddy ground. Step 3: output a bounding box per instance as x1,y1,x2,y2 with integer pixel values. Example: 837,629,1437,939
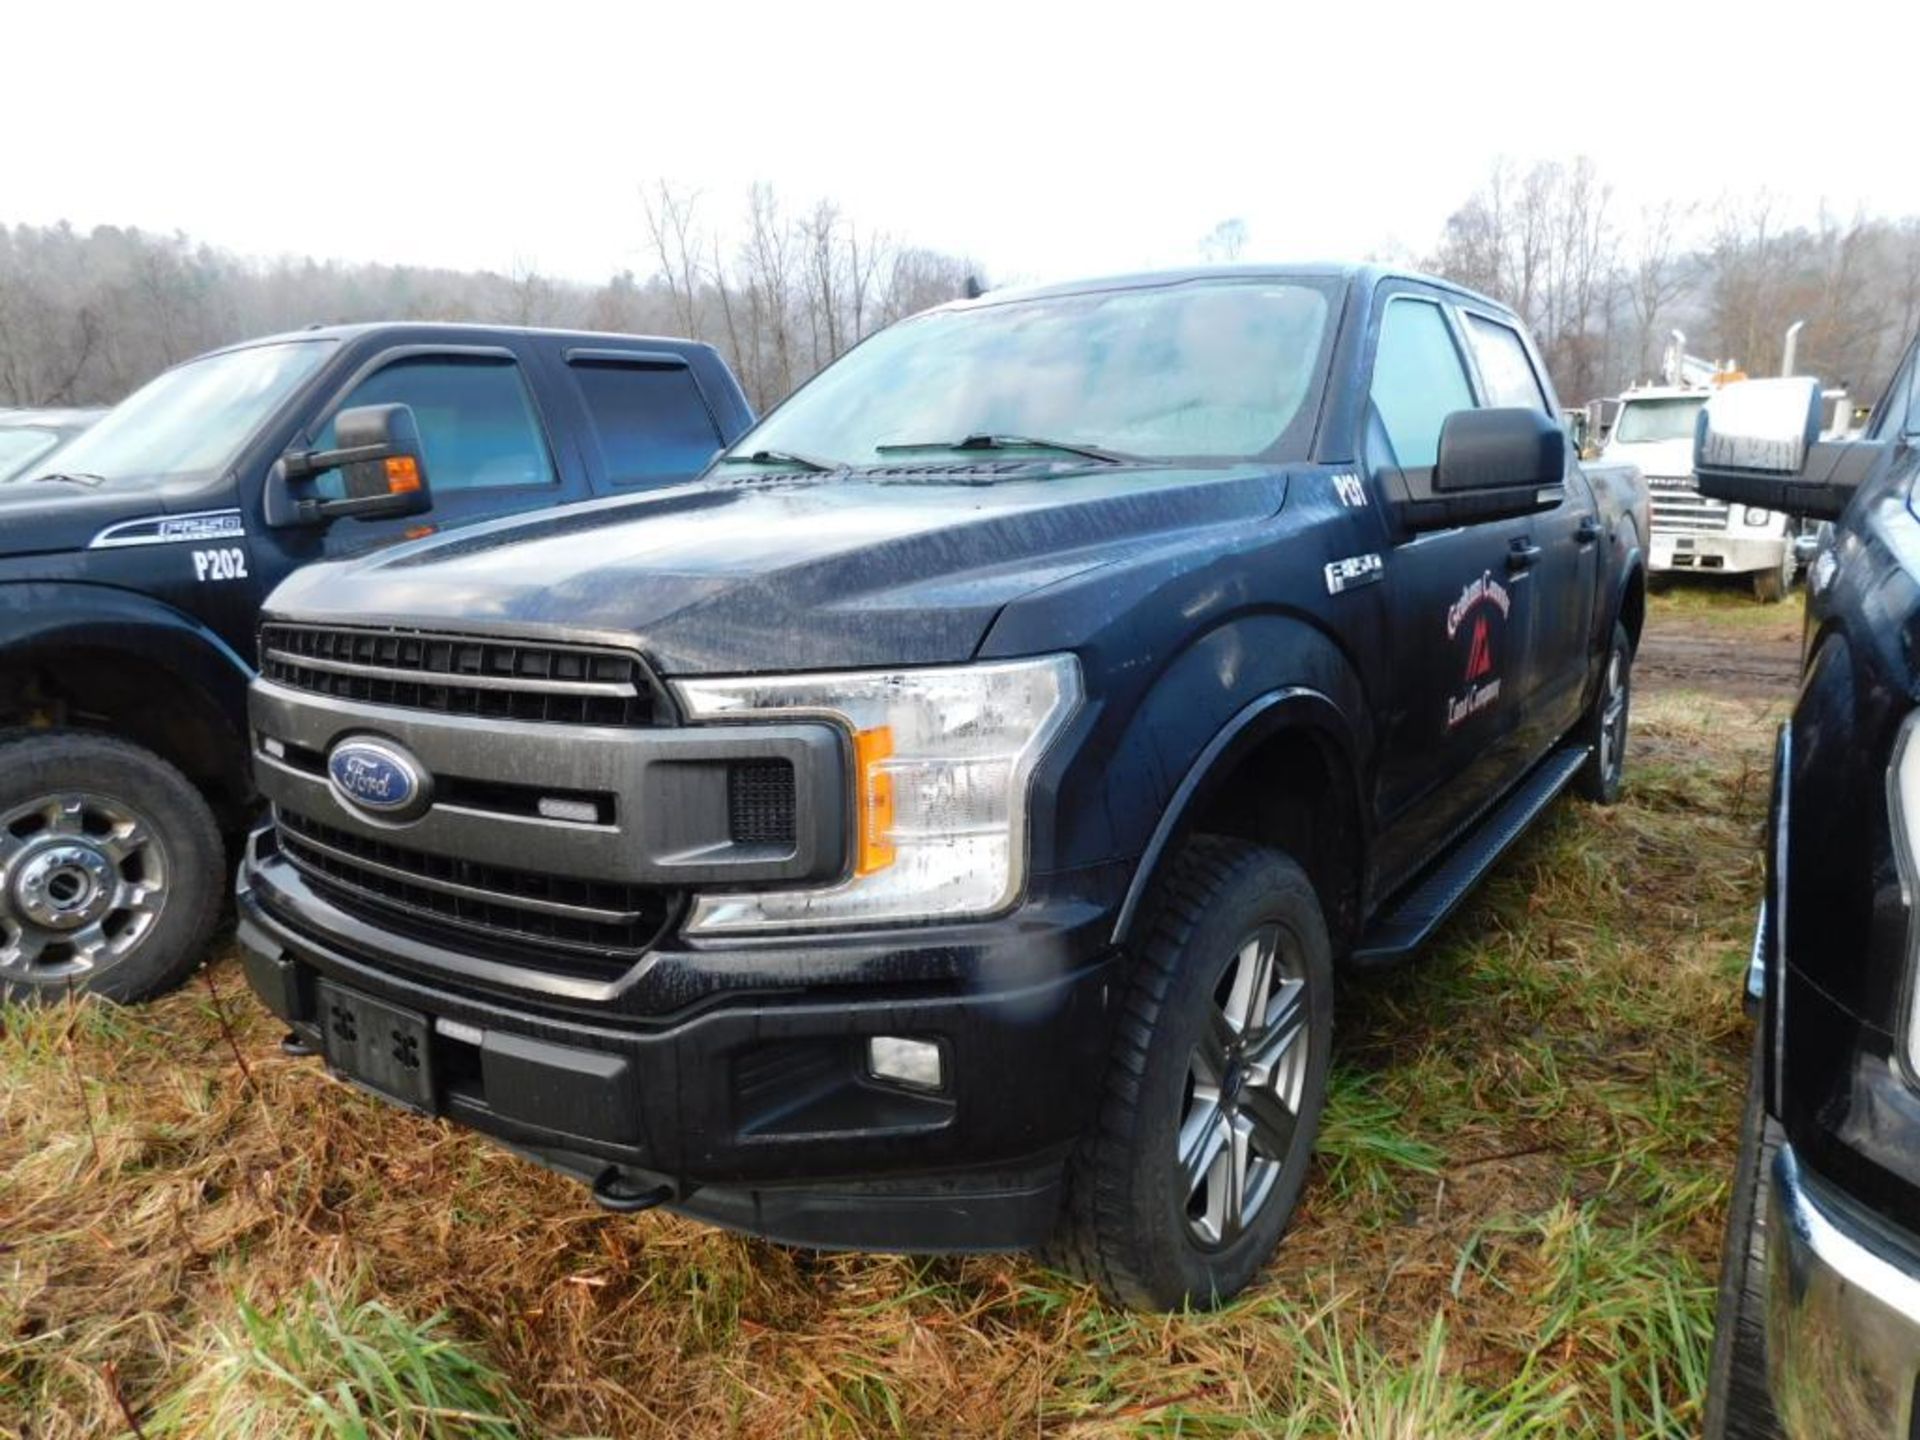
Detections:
1635,580,1805,702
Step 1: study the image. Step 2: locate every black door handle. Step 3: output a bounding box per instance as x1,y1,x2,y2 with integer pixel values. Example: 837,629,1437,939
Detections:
1575,514,1602,544
1507,541,1543,572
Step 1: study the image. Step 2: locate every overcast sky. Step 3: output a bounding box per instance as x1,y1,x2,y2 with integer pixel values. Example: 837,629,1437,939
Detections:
8,1,1916,287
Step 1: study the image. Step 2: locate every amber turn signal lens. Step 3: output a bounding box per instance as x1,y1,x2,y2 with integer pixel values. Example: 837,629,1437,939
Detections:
853,726,896,876
384,456,421,493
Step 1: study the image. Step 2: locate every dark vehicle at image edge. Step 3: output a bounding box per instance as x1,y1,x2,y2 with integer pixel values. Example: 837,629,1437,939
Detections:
236,266,1649,1309
1701,341,1920,1434
0,324,750,1004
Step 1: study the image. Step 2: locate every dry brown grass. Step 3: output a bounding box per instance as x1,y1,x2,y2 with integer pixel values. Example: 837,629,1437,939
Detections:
2,597,1785,1438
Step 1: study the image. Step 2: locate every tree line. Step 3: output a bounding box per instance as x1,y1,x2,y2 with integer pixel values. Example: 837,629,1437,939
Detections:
7,162,1920,417
0,184,981,414
1425,156,1920,406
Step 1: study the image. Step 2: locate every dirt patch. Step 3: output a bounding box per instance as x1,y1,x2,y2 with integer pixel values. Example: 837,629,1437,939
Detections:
1636,587,1804,702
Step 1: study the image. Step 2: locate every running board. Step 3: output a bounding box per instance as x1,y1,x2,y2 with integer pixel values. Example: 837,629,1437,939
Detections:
1351,745,1591,969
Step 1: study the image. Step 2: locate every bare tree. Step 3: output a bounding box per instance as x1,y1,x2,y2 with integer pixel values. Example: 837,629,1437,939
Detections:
640,180,707,341
1627,200,1694,382
1201,219,1248,263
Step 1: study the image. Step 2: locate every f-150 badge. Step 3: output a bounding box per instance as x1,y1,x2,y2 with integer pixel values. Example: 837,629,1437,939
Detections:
1324,553,1383,595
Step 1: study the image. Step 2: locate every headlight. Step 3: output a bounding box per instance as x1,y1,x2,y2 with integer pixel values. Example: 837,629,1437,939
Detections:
1743,505,1772,527
1890,713,1920,1076
671,655,1082,932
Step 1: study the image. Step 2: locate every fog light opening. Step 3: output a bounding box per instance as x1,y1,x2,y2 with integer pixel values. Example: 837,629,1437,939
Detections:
867,1035,943,1092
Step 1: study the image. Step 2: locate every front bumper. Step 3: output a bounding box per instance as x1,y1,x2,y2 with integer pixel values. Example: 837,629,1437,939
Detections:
1650,532,1787,576
1766,1142,1920,1436
236,828,1122,1252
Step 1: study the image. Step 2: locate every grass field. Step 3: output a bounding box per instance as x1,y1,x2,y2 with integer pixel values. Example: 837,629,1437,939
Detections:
1,593,1791,1438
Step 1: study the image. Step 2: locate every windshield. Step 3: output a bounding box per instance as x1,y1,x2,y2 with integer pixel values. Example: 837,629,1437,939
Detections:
734,278,1337,468
21,340,335,486
1612,396,1705,446
0,428,60,482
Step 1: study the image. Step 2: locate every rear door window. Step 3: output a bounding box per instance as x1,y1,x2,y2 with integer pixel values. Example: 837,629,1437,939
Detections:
313,356,556,496
567,358,723,488
1463,314,1550,412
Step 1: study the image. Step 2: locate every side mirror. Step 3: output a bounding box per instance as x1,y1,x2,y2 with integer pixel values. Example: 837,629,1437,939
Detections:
1396,407,1567,532
1434,407,1566,492
263,403,433,529
1694,377,1877,521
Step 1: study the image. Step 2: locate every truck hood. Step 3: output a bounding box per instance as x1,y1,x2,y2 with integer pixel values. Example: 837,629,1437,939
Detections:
1603,437,1694,479
0,479,177,560
265,464,1289,673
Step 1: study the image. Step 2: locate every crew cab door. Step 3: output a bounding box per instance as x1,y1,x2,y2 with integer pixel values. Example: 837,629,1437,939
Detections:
252,343,588,594
1365,293,1539,889
533,344,732,496
1456,308,1598,755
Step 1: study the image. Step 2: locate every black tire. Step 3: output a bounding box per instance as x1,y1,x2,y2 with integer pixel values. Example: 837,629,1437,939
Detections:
0,730,223,1005
1044,835,1334,1310
1573,621,1633,804
1703,1024,1786,1438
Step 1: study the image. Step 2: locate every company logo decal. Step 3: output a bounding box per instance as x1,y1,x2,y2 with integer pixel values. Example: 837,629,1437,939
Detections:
1330,472,1368,508
326,738,432,820
1444,570,1511,729
1324,552,1383,595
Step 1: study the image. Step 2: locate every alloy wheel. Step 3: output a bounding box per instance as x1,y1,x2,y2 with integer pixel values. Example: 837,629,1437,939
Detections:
1177,923,1312,1248
1598,649,1629,786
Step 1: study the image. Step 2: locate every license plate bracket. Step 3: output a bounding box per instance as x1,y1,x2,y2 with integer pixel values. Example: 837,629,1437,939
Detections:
316,981,435,1112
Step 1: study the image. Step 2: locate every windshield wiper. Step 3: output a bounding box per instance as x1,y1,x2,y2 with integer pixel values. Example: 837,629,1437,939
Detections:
874,433,1138,465
716,448,837,473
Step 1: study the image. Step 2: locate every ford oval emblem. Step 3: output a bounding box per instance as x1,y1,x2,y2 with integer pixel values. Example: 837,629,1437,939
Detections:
326,737,431,821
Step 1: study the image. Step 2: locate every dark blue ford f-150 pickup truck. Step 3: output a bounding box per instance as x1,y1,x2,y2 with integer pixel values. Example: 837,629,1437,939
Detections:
234,265,1649,1309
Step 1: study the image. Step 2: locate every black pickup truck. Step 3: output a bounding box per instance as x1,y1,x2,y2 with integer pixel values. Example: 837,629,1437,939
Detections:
235,266,1648,1309
0,325,750,1004
1700,344,1920,1436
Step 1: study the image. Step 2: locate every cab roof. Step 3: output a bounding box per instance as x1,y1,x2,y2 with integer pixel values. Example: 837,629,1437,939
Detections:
948,263,1512,317
203,321,721,357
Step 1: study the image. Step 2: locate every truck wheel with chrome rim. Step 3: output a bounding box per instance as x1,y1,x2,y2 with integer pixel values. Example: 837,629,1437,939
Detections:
0,731,222,1005
1574,621,1633,805
1046,835,1332,1310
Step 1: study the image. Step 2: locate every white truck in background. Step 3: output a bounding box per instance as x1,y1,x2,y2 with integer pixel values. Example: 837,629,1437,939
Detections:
1604,332,1844,602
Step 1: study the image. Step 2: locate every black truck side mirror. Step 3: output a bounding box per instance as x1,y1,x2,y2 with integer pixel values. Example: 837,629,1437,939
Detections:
1396,407,1567,532
264,403,434,529
1694,377,1880,522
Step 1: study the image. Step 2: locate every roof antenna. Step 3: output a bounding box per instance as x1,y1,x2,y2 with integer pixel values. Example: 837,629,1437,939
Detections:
963,275,985,300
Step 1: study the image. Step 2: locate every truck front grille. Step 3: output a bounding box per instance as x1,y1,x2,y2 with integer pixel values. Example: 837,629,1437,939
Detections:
1647,476,1729,534
273,809,673,977
259,622,662,727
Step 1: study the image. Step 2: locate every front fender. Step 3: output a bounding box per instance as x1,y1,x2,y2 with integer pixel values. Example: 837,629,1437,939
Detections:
0,580,254,740
1110,681,1367,946
1028,607,1373,946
